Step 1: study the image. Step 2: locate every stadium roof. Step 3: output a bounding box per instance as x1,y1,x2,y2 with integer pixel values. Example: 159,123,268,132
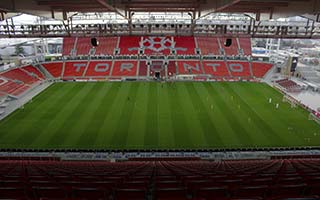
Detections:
0,0,319,21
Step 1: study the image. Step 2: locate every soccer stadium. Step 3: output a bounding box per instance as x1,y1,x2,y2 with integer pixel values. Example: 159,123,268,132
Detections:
0,0,320,199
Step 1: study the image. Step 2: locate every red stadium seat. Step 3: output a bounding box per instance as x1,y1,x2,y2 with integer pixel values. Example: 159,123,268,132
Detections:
32,187,68,199
22,65,45,79
233,185,268,199
238,38,252,55
267,184,307,199
195,187,228,200
76,37,92,55
174,36,196,55
177,61,203,75
219,37,239,56
42,62,63,78
139,60,148,76
62,37,76,56
156,180,182,189
0,187,26,199
1,68,39,84
119,36,141,55
227,61,251,77
84,61,112,77
115,188,146,200
0,158,318,199
72,187,106,199
63,61,88,77
155,188,188,200
94,37,118,55
0,79,30,96
196,37,221,55
142,36,172,55
112,60,138,76
252,62,273,78
203,61,230,77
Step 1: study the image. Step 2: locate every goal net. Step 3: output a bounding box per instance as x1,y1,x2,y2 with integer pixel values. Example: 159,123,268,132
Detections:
309,113,320,125
282,95,297,108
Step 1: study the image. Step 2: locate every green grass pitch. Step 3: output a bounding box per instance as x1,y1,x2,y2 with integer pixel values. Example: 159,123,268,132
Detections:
0,81,319,150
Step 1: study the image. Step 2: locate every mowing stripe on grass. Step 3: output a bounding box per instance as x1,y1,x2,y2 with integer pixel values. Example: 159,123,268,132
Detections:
95,83,130,147
167,83,193,148
197,83,239,147
3,83,81,148
111,82,140,148
62,83,111,147
223,83,286,146
205,83,253,147
0,83,69,142
126,83,148,148
90,83,123,147
178,83,207,147
157,83,175,148
28,83,94,148
144,83,159,148
244,83,319,146
44,83,103,147
0,82,319,150
186,82,223,147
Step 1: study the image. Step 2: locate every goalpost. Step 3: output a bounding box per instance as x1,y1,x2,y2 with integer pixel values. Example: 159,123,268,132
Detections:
282,95,297,108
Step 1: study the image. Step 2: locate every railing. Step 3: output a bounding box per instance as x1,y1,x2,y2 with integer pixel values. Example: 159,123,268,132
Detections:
0,21,320,38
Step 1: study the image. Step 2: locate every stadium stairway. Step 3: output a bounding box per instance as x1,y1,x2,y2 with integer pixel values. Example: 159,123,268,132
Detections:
238,38,252,56
41,62,64,78
0,158,320,199
22,65,46,80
